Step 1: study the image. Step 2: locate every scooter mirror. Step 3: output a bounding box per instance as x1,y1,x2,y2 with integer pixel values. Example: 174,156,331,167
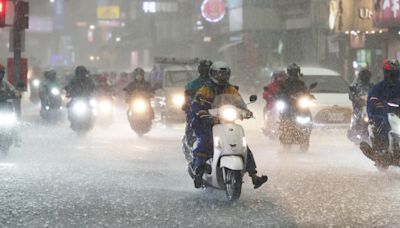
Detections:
249,95,257,103
309,82,318,90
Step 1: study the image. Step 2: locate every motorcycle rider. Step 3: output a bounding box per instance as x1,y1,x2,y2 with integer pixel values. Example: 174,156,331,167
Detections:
124,67,153,96
281,63,308,97
95,75,114,96
39,70,62,107
190,61,268,189
65,66,95,98
0,64,19,99
182,60,213,147
362,59,400,152
348,68,373,140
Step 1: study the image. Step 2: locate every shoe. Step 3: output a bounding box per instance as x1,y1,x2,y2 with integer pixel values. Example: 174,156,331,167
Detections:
251,175,268,189
193,166,204,189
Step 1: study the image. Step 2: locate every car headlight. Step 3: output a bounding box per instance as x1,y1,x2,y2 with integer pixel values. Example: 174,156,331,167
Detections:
172,94,185,107
296,116,311,124
133,99,147,113
276,100,286,111
32,79,40,87
0,113,16,127
298,97,314,109
221,107,238,122
51,88,60,96
73,102,88,115
99,100,112,114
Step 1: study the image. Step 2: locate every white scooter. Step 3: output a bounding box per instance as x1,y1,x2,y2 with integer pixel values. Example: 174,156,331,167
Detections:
187,95,257,201
360,101,400,170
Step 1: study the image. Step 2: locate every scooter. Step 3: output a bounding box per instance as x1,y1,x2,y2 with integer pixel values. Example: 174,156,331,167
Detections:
360,101,400,171
127,93,154,137
67,97,96,133
187,95,257,201
0,98,17,156
40,87,64,122
277,83,317,152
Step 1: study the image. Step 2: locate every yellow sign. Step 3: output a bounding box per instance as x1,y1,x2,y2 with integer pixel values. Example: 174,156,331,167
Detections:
97,6,120,20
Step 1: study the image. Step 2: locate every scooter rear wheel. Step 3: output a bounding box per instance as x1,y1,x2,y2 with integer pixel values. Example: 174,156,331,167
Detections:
225,169,242,201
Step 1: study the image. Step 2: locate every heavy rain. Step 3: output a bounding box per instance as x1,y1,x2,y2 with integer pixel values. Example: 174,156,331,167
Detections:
0,0,400,227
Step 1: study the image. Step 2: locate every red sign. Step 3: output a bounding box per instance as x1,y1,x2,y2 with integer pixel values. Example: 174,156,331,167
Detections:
201,0,225,23
7,58,28,91
374,0,400,27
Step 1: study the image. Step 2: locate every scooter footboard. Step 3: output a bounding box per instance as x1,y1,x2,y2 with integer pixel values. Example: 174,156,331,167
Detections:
220,156,244,170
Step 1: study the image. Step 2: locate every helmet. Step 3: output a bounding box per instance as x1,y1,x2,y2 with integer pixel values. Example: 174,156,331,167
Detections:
45,69,57,81
75,66,89,77
271,70,287,82
287,63,301,78
358,68,371,84
133,67,145,77
383,59,400,80
198,59,213,78
209,61,231,85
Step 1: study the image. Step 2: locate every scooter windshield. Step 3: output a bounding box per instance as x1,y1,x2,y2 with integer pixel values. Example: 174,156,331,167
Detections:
211,94,247,111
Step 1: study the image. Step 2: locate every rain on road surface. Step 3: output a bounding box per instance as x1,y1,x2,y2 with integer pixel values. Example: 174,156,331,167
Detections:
1,102,400,227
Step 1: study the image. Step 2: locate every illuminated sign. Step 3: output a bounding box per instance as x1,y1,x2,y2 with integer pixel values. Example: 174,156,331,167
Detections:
374,0,400,27
201,0,226,23
97,6,120,20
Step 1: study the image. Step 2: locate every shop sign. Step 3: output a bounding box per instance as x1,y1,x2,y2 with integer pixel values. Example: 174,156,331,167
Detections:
201,0,226,23
97,6,120,20
374,0,400,27
330,0,376,32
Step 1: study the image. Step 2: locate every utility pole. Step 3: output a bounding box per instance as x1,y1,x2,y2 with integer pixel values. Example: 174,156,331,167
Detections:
12,0,28,118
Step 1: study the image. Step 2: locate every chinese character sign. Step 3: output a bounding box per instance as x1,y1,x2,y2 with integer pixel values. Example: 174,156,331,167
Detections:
375,0,400,26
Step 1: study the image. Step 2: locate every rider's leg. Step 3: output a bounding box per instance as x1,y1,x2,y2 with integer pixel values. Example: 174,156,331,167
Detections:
246,147,268,189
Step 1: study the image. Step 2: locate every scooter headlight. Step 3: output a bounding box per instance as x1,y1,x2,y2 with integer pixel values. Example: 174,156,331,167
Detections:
172,94,185,107
296,116,311,124
276,101,286,112
73,102,88,115
51,88,60,96
221,107,238,122
99,100,112,114
0,113,16,127
133,99,147,113
298,97,314,109
90,98,97,107
32,79,40,88
364,116,369,122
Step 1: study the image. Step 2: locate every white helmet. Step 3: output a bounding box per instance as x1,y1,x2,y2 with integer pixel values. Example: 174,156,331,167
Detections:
209,61,231,85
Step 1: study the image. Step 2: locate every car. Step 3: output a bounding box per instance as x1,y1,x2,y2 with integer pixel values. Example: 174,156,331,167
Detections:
150,58,198,123
301,67,352,128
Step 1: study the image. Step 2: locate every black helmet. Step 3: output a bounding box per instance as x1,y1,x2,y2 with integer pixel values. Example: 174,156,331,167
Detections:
358,68,371,85
133,67,145,77
75,66,89,77
198,59,213,78
209,61,231,85
287,63,301,78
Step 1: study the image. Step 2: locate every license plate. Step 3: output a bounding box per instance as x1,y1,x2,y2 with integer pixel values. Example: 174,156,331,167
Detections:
327,112,345,122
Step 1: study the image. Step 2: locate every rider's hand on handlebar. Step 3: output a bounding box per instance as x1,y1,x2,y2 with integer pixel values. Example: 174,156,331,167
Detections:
197,110,209,118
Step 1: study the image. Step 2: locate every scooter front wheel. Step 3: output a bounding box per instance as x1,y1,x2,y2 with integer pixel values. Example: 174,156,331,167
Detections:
224,169,242,201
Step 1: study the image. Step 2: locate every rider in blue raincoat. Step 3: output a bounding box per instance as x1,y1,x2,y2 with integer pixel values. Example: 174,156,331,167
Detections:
367,59,400,150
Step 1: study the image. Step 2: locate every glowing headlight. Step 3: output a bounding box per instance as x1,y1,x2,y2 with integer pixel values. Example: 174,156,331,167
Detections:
364,116,369,122
221,107,238,122
133,99,147,113
51,88,60,96
296,116,311,124
172,94,185,107
0,113,16,126
298,97,314,109
276,101,286,111
90,98,97,107
32,79,40,87
73,102,88,115
99,101,112,113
